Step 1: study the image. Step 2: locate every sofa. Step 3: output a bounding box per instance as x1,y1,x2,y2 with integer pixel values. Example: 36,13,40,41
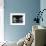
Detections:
32,25,46,46
17,25,46,46
1,25,46,46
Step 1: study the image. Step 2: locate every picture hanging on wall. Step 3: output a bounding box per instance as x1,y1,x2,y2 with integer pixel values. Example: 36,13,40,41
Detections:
10,13,25,25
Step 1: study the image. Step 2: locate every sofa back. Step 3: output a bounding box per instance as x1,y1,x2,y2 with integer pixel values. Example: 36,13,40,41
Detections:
32,25,46,46
44,31,46,46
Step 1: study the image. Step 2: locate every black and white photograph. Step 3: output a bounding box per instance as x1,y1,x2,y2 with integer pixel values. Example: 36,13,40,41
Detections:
12,15,23,23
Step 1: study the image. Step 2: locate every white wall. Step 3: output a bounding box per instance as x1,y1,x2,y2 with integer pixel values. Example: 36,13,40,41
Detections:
0,0,4,42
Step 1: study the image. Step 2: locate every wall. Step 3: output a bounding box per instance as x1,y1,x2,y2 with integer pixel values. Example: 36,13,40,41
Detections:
4,0,40,42
40,0,46,27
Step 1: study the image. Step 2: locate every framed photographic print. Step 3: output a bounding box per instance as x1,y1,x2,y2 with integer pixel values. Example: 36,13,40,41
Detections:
10,13,25,25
